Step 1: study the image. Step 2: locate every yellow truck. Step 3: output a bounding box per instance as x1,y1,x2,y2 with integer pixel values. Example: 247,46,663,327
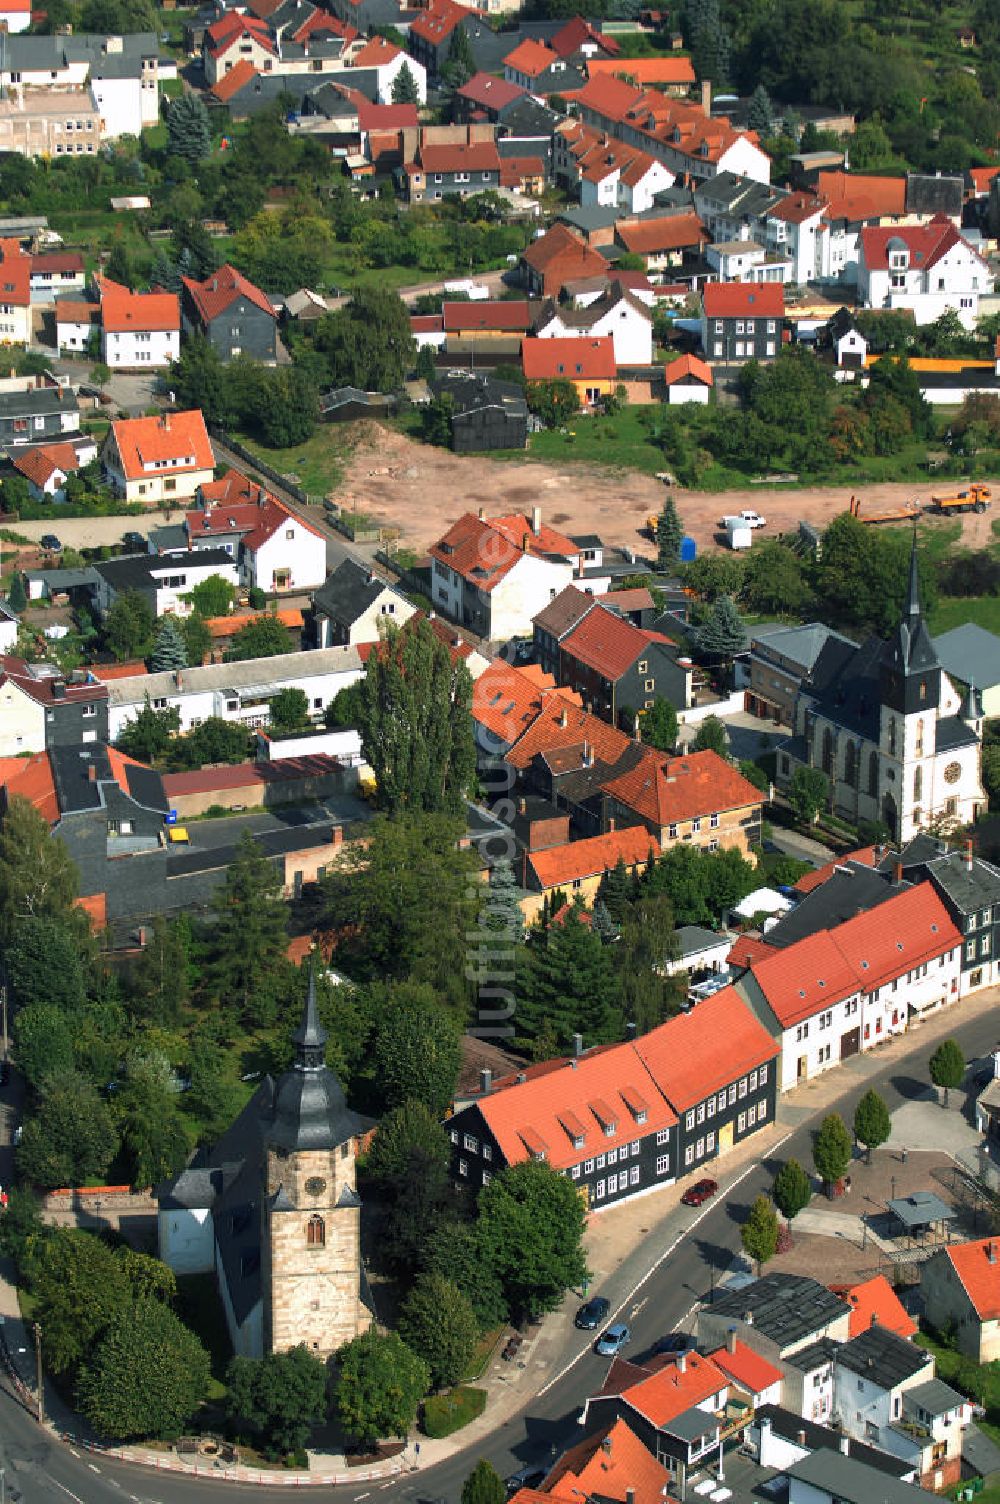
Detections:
929,483,991,514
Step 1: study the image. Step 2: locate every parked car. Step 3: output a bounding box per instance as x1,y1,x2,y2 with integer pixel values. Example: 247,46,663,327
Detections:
680,1177,719,1207
575,1296,611,1330
594,1323,631,1356
506,1466,546,1495
717,508,766,529
39,534,62,553
121,530,146,553
656,1331,697,1355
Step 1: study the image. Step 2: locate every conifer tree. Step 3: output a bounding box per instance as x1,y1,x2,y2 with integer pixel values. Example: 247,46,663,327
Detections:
166,92,211,164
656,495,683,569
695,594,748,659
149,616,188,673
391,61,420,105
7,571,26,614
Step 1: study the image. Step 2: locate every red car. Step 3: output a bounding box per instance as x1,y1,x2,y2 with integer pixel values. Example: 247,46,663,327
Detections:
681,1177,719,1207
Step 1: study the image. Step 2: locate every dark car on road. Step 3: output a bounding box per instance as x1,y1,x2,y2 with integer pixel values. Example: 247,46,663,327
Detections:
680,1177,719,1207
506,1466,546,1495
575,1295,610,1330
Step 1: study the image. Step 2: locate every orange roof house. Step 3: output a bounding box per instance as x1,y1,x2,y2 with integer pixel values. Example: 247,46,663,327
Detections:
817,171,906,224
635,986,778,1113
209,59,258,103
603,748,765,845
521,223,609,295
706,1336,784,1399
521,335,616,395
525,825,660,896
103,410,215,504
664,353,713,391
97,277,180,333
587,55,695,90
181,263,276,335
589,1350,729,1431
831,1275,918,1340
504,37,560,80
538,1418,671,1504
923,1236,1000,1362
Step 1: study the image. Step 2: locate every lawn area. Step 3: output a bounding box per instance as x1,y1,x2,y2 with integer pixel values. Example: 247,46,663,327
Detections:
522,407,668,474
421,1386,487,1438
929,597,1000,635
229,427,353,500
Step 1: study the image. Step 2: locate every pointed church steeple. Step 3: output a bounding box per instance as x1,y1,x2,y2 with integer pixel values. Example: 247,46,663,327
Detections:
292,961,327,1073
905,524,922,621
880,529,940,713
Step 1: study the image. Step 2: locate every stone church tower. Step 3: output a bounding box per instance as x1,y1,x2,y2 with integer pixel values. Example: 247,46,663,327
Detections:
260,971,372,1356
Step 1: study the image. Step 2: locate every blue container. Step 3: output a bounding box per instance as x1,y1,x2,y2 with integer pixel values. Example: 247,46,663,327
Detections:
680,535,697,562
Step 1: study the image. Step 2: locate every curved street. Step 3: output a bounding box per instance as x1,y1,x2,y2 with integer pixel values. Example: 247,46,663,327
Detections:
3,996,999,1504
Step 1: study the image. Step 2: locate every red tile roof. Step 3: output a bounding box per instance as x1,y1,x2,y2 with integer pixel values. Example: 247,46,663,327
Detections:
634,986,778,1112
500,157,546,188
748,928,864,1029
408,0,470,46
817,171,906,223
90,660,148,680
210,59,258,101
457,71,525,111
616,213,705,256
417,140,501,174
528,826,660,891
522,224,608,293
572,72,644,122
410,313,443,334
794,846,879,894
442,299,532,333
182,263,275,325
30,252,84,275
522,335,616,382
504,37,558,78
861,219,987,274
726,933,774,970
430,510,579,592
474,1034,678,1172
832,1275,918,1340
770,190,826,225
55,299,99,324
970,166,1000,196
551,16,619,58
825,881,961,993
707,1338,784,1396
942,1237,1000,1321
161,754,341,798
187,469,322,551
664,353,712,387
543,1418,669,1504
702,282,784,319
351,33,400,66
612,1351,727,1428
559,602,659,679
0,752,58,823
0,239,30,307
602,748,763,829
206,11,275,57
471,658,576,743
358,100,419,130
11,440,86,488
587,55,694,87
109,410,213,483
506,695,631,772
98,277,180,333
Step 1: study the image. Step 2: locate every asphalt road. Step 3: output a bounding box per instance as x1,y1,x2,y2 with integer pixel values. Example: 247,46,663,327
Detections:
2,1007,999,1504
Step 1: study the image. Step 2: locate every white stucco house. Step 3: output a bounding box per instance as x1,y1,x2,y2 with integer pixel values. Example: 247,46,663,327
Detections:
858,218,993,329
185,470,327,594
532,282,652,364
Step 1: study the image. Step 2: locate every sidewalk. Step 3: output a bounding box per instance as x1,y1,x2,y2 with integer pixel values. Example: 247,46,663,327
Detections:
3,982,998,1486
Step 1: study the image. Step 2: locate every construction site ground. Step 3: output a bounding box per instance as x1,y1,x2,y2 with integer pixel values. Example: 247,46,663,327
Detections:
338,424,999,556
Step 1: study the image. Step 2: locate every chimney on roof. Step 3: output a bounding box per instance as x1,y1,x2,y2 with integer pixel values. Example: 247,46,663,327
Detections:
988,1242,997,1264
602,1436,612,1456
893,860,903,885
870,1312,878,1328
161,412,171,431
175,669,183,690
625,1489,634,1504
87,764,97,783
480,1067,492,1095
478,506,485,520
559,708,568,728
626,1020,636,1040
51,678,66,699
744,1310,754,1327
797,1430,806,1447
518,796,527,815
516,1071,526,1084
608,816,615,832
727,1327,737,1355
573,1031,583,1057
677,1351,687,1374
531,504,542,534
701,79,711,115
967,838,975,872
839,1435,850,1457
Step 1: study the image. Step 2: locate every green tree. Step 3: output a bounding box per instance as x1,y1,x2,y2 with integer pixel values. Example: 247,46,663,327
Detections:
790,766,828,825
518,905,622,1050
166,91,211,164
747,82,773,134
224,615,291,662
421,391,455,447
114,1050,191,1188
929,1038,965,1107
225,1347,328,1457
128,915,191,1027
184,573,237,619
618,893,683,1035
116,697,181,763
424,1221,508,1329
169,335,229,425
381,1145,453,1275
78,1298,210,1441
325,679,366,729
149,616,188,673
462,1460,506,1504
366,1099,451,1186
16,1071,117,1190
525,378,579,427
333,1329,429,1447
694,594,747,661
269,686,309,734
208,831,288,1025
13,1002,75,1092
315,289,415,393
357,619,475,816
639,697,678,752
5,915,87,1013
441,22,475,88
373,981,462,1116
772,1158,811,1222
244,365,319,448
31,1228,132,1377
598,856,631,927
477,1160,587,1320
741,540,812,617
813,1113,852,1196
656,494,684,569
391,61,420,105
853,1088,891,1163
741,1193,779,1274
692,715,729,757
7,571,26,614
105,590,155,662
398,1273,478,1390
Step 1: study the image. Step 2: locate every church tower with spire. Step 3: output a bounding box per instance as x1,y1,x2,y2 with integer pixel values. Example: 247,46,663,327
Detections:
260,968,372,1356
876,532,943,838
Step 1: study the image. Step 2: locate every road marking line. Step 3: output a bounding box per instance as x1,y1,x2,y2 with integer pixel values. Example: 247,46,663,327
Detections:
538,1130,793,1399
50,1481,87,1504
88,1465,101,1474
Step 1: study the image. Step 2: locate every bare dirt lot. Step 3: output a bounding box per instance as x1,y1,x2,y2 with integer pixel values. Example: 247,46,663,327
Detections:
338,424,998,556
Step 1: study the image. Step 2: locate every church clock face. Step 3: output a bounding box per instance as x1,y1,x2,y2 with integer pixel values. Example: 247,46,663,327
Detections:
944,762,962,785
305,1177,327,1197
